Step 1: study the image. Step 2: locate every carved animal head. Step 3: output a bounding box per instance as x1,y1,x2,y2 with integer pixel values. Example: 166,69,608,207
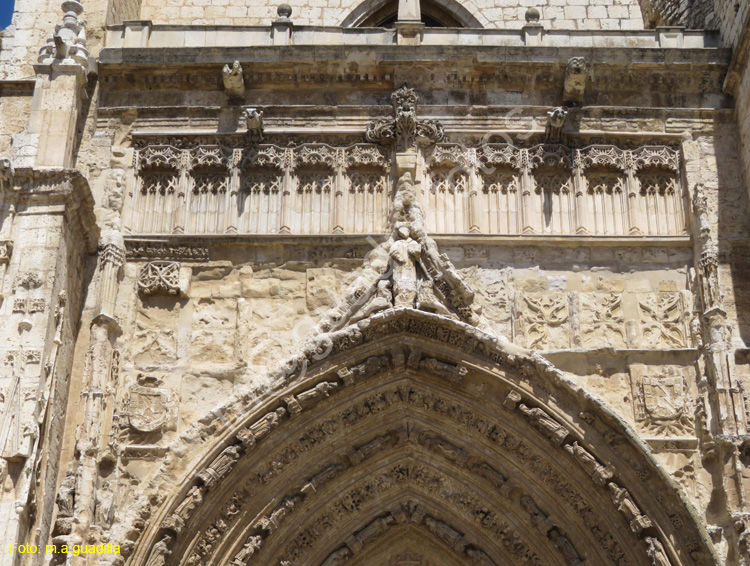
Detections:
566,57,586,74
547,107,568,128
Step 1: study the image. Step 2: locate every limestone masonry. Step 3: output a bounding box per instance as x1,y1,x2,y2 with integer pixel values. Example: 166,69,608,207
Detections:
0,0,749,565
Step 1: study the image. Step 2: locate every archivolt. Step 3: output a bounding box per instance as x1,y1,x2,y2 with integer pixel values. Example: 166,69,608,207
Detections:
122,309,716,566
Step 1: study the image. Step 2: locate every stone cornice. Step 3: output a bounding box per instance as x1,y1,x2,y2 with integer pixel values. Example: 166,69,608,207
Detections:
99,43,731,68
12,167,100,253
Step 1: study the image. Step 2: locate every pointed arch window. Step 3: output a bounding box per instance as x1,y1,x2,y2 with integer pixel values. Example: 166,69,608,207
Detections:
343,0,483,28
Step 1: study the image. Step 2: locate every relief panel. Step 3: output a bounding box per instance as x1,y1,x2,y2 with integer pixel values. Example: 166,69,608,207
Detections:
515,292,570,350
629,364,695,438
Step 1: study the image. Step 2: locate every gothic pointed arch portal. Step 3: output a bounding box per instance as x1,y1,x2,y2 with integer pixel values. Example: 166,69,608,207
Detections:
124,93,715,566
128,310,716,566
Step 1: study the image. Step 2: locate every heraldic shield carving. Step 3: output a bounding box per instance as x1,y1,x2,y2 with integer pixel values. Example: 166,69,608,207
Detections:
630,365,694,437
642,376,686,421
123,374,177,433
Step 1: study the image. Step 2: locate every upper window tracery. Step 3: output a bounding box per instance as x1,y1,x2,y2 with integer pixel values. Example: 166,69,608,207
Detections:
344,0,482,28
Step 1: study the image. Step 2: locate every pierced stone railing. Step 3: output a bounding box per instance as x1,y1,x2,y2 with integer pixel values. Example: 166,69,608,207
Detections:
126,140,685,238
127,142,391,235
424,143,685,236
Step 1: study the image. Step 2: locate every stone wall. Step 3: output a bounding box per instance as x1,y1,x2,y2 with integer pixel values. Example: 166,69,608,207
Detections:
139,0,646,30
714,0,748,47
106,0,144,25
639,0,717,28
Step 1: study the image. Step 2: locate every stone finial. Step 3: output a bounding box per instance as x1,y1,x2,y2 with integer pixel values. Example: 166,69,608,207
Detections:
222,61,245,100
525,8,541,23
37,0,90,71
365,86,444,152
273,4,293,45
563,57,587,106
545,107,568,142
277,4,292,20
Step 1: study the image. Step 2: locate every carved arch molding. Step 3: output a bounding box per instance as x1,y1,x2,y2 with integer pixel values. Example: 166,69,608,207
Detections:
126,310,716,566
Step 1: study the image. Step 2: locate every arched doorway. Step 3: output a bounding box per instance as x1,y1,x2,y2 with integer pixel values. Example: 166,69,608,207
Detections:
124,309,716,566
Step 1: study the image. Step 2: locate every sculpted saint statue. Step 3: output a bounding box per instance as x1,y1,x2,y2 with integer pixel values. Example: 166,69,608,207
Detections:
56,470,76,517
209,445,241,478
321,547,351,566
389,225,421,308
145,536,172,566
231,536,262,566
172,485,203,522
645,537,673,566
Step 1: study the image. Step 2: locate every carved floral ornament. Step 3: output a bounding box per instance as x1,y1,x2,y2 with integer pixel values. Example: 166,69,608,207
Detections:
124,311,714,566
135,142,390,173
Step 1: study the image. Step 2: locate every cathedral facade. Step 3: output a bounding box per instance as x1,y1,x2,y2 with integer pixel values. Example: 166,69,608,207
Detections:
0,0,749,565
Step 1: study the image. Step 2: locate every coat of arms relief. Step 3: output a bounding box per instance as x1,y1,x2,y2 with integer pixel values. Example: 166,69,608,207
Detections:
629,364,694,437
121,373,178,441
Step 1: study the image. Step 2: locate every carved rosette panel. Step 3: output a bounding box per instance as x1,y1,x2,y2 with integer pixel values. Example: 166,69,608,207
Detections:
630,365,695,437
579,293,626,349
637,293,689,349
515,292,570,350
137,261,181,296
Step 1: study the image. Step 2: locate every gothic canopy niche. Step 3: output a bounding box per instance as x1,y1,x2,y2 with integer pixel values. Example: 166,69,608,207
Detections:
342,0,484,28
124,174,716,566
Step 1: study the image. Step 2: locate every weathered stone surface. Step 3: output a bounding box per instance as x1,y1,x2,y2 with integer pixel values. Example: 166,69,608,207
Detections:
0,2,749,566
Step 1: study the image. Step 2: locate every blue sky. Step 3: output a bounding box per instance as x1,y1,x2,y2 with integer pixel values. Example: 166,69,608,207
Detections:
1,0,13,29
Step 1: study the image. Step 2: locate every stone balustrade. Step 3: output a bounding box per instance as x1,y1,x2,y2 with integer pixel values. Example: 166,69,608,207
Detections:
126,140,684,237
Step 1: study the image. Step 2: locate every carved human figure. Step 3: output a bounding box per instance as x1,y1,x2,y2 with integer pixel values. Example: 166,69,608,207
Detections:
471,462,507,491
349,434,391,463
564,442,611,484
172,485,203,522
145,536,172,566
467,547,496,566
298,381,338,408
322,547,352,566
607,482,644,523
268,497,297,528
425,516,463,549
95,481,115,526
520,495,548,530
420,357,466,384
56,470,76,517
549,529,582,565
208,445,241,478
301,463,345,495
231,535,262,566
356,514,394,545
644,536,673,566
421,433,464,462
239,407,286,447
350,279,393,323
416,279,453,316
518,403,568,445
389,225,421,308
